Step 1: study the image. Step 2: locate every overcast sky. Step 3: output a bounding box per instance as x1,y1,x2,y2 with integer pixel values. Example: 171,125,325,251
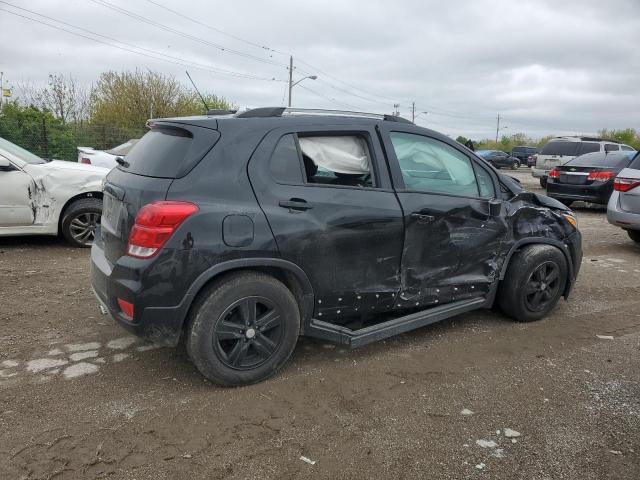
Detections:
1,0,639,139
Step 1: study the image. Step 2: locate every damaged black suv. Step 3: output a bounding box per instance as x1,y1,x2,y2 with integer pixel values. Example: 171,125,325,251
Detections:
91,107,582,386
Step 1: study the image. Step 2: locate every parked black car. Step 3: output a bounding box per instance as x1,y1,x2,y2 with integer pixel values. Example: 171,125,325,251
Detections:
476,150,522,169
91,107,582,386
546,151,637,206
511,146,538,164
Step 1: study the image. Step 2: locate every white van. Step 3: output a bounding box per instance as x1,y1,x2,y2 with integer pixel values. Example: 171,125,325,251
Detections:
532,136,636,187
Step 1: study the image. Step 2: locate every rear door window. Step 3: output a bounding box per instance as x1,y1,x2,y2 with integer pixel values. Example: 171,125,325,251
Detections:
540,141,580,156
123,125,219,178
269,134,303,184
298,135,375,188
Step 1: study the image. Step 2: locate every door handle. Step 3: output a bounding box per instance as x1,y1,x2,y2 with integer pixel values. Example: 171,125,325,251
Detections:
279,199,313,211
410,213,435,223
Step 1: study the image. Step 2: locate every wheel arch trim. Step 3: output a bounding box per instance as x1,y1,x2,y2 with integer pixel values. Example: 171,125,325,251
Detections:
499,237,575,296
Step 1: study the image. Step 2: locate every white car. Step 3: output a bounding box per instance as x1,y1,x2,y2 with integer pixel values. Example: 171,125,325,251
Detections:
0,136,108,247
77,139,139,168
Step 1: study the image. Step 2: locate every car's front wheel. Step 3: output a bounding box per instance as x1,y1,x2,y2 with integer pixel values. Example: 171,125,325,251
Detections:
498,244,567,322
511,160,521,170
187,272,300,386
60,197,102,247
627,229,640,244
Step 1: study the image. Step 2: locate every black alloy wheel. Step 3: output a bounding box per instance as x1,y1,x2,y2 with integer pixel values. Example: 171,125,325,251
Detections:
213,296,283,370
523,261,561,312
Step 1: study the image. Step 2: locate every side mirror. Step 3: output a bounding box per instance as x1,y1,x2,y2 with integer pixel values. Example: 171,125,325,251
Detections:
0,157,15,171
489,199,502,216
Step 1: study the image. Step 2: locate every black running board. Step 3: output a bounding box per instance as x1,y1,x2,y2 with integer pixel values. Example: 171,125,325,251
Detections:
306,297,487,347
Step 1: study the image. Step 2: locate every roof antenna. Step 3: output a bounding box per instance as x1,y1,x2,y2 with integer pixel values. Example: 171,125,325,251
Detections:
185,70,209,112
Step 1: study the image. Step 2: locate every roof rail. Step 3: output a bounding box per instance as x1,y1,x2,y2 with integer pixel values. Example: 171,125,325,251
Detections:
236,107,413,124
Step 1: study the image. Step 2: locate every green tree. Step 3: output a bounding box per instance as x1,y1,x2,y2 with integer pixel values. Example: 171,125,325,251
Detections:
90,70,230,129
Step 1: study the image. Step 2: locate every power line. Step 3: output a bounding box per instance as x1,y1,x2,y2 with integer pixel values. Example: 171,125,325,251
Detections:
0,3,284,82
142,0,285,55
89,0,287,69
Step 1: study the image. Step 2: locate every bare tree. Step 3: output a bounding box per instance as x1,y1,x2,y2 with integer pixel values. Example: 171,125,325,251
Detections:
16,74,90,124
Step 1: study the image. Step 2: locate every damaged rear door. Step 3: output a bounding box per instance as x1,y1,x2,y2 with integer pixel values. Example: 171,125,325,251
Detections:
380,127,508,307
0,156,35,227
248,125,404,321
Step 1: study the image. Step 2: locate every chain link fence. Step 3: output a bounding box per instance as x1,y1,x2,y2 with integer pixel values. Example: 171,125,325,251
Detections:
0,111,146,162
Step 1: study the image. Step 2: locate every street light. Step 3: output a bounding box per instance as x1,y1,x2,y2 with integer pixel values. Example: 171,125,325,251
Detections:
288,75,317,107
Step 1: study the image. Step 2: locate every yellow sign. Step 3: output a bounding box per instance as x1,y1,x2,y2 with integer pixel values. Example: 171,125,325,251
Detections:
2,89,11,97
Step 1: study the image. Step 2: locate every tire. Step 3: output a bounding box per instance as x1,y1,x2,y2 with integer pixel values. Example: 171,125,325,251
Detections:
187,272,300,387
497,245,567,322
540,177,547,189
60,197,103,247
627,230,640,243
511,160,521,170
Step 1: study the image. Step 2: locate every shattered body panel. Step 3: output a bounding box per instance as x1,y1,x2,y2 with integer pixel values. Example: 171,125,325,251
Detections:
0,153,108,235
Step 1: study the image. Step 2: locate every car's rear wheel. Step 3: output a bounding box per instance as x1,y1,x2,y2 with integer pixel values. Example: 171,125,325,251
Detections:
627,229,640,243
187,272,300,387
511,160,521,169
498,245,567,322
60,197,102,247
540,177,547,189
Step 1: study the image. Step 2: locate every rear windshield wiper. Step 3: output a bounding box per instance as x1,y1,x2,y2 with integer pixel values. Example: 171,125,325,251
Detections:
115,156,130,168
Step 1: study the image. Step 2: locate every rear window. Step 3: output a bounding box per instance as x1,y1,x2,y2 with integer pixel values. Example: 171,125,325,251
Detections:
540,141,580,156
123,125,219,178
568,152,631,168
579,142,600,154
512,147,526,153
628,152,640,169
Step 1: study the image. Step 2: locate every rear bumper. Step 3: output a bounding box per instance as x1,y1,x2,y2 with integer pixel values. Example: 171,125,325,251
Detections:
607,191,640,230
90,235,192,346
547,182,612,204
532,168,548,178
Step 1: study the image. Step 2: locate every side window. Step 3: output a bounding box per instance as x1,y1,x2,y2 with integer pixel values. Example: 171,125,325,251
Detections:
605,144,620,152
298,135,374,188
389,132,480,197
473,165,495,198
621,146,634,151
269,134,303,184
579,142,600,154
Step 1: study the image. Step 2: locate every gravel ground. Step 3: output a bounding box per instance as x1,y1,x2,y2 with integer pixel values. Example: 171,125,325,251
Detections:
1,168,639,479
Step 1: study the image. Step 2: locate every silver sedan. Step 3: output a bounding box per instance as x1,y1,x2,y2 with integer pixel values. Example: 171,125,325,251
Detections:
607,152,640,243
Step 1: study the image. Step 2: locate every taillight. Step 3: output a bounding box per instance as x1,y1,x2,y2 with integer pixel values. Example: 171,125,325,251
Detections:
126,201,199,258
80,157,91,164
587,170,616,181
117,298,134,319
548,168,560,179
614,177,640,192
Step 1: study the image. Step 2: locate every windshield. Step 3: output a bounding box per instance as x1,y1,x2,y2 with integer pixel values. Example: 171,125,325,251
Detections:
567,152,631,169
0,136,46,164
540,141,580,156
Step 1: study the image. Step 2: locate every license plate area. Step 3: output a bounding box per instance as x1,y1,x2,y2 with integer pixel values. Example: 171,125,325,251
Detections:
560,172,588,184
102,192,122,235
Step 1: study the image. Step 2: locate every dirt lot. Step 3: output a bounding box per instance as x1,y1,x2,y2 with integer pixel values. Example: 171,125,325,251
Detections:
1,169,639,479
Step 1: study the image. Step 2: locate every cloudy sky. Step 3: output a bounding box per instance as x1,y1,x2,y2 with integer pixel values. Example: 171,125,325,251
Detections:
1,0,639,139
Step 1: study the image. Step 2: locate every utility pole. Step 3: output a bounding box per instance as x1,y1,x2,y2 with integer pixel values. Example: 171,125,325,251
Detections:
495,114,500,143
288,56,293,107
411,102,416,122
393,103,400,116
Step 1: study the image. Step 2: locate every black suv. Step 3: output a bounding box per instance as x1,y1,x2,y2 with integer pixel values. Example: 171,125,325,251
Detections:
511,146,538,164
91,107,582,386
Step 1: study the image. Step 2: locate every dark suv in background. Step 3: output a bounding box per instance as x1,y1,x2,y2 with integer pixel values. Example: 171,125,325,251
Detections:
511,146,538,165
91,107,582,386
